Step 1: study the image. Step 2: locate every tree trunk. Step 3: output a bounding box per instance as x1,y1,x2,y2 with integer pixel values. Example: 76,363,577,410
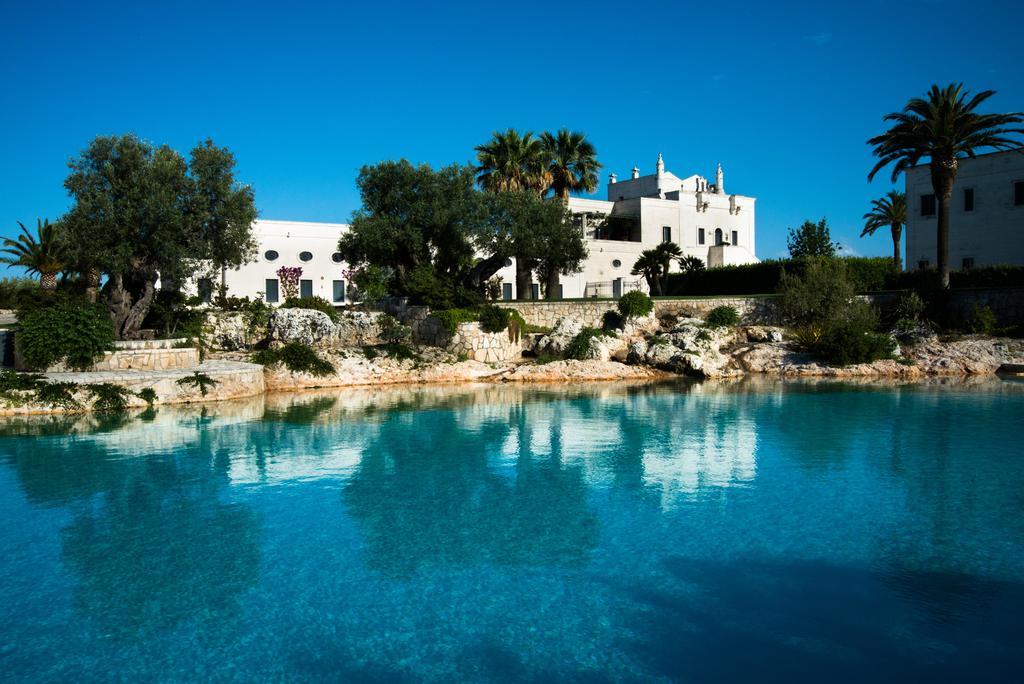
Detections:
890,223,903,271
105,273,158,340
40,272,57,290
545,267,560,300
515,258,536,300
219,264,228,301
85,268,100,304
930,159,957,288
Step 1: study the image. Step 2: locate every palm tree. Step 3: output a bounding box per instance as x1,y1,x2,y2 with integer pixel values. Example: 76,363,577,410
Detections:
476,130,551,299
676,254,706,273
632,249,664,295
474,129,549,195
654,241,682,287
861,191,907,270
868,83,1023,287
1,219,64,289
540,129,602,201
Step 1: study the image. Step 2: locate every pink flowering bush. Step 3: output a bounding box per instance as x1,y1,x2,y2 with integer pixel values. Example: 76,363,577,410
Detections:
277,266,302,300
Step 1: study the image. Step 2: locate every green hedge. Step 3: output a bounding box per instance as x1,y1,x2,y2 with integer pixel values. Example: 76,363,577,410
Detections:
664,257,897,296
280,296,339,322
665,258,1024,296
15,293,114,370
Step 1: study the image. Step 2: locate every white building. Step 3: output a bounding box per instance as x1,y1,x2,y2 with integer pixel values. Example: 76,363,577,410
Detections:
491,154,757,299
208,155,758,303
904,150,1024,271
203,219,353,304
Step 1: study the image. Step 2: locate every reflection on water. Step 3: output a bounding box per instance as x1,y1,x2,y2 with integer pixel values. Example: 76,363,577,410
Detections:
1,377,1023,680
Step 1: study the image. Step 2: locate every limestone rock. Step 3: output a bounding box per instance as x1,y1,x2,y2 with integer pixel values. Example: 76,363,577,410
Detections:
535,316,584,356
206,311,262,351
335,311,385,346
268,309,336,347
742,326,784,343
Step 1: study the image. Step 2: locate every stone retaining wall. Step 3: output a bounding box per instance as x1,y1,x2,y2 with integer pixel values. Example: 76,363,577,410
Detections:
14,338,200,372
949,287,1024,325
415,319,522,362
502,297,784,327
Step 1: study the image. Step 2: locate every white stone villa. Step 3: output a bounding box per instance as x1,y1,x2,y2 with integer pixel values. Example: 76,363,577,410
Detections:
905,150,1024,270
203,155,758,302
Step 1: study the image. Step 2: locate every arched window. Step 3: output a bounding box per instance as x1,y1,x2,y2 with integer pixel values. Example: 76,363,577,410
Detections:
264,250,279,262
714,228,724,246
298,251,313,262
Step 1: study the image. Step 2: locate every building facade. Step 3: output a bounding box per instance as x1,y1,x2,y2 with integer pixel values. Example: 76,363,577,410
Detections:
209,155,758,303
208,219,353,304
904,150,1024,271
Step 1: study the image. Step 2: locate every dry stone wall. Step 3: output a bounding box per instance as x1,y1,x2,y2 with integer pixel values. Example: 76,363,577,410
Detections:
415,319,522,363
15,338,200,372
501,297,784,328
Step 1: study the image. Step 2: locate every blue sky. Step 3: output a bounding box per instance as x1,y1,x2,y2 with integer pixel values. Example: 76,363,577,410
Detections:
1,0,1021,261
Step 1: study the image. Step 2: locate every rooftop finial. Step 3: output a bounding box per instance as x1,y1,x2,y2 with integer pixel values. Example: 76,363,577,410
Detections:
609,172,617,184
715,162,724,194
656,152,665,177
631,165,640,180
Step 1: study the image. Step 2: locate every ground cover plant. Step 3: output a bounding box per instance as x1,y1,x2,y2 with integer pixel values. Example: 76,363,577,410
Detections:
15,292,114,370
252,342,334,376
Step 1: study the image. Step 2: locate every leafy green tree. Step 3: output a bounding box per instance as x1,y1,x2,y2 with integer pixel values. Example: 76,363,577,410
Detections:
60,134,195,339
189,139,258,298
535,205,587,299
868,83,1023,287
540,129,601,200
339,160,486,308
1,219,63,289
861,190,907,270
787,218,837,258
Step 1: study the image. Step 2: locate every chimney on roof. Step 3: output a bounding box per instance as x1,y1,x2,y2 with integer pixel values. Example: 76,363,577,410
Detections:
631,165,640,179
609,172,617,184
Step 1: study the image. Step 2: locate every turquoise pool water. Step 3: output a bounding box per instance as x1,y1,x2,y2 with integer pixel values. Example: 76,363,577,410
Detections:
1,378,1023,681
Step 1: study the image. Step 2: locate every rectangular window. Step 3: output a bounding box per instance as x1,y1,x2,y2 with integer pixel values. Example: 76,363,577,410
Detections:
732,230,738,246
299,279,313,299
962,257,975,270
531,283,540,300
502,283,513,300
921,194,936,216
265,279,279,303
1015,181,1024,206
698,228,705,245
918,260,930,270
964,188,974,212
332,280,345,303
662,226,671,243
197,278,213,304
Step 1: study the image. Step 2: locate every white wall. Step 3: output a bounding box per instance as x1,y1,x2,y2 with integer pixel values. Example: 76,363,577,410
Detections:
905,150,1024,270
218,220,351,303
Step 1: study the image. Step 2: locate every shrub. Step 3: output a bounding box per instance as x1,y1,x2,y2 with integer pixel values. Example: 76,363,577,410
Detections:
705,305,739,328
136,387,158,406
349,265,390,302
564,327,611,361
965,304,997,334
363,343,418,361
86,383,131,412
618,291,653,320
812,324,895,366
176,372,219,397
649,335,670,347
431,309,479,336
377,314,412,344
602,310,625,331
252,342,334,376
891,291,926,325
478,305,511,334
31,381,79,409
280,296,339,322
15,293,114,370
778,258,858,331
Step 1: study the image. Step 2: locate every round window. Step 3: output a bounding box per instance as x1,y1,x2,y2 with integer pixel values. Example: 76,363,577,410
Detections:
331,252,344,263
612,259,622,268
299,251,313,262
264,250,279,262
505,258,513,268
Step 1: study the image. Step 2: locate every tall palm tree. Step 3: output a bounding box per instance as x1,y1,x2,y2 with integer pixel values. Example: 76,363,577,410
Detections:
1,219,64,289
475,130,550,299
868,83,1023,287
540,129,601,201
474,129,549,195
861,190,907,270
